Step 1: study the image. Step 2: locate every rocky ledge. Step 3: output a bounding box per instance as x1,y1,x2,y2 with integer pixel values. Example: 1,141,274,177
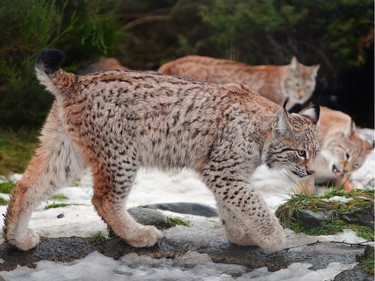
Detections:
0,203,372,280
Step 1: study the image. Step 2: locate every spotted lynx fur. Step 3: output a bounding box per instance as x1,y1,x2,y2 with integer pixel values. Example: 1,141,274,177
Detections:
4,49,320,252
159,56,320,110
299,106,374,194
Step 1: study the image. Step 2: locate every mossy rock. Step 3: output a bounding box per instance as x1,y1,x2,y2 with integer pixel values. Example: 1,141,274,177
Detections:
275,189,374,240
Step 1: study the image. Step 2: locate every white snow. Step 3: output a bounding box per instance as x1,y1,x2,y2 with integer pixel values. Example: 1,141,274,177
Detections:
0,251,356,281
0,129,373,281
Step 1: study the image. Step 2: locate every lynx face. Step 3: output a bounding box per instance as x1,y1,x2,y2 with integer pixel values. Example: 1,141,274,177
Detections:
320,132,373,180
264,107,320,178
282,57,319,107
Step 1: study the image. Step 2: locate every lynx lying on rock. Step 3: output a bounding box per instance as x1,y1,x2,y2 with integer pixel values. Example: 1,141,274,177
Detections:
4,49,320,252
298,106,374,194
158,55,320,110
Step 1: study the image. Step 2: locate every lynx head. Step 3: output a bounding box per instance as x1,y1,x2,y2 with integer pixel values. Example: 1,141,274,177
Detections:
264,99,320,178
283,57,320,110
320,120,374,179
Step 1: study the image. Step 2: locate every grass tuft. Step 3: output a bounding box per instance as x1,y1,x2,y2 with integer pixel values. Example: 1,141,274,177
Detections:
50,194,69,200
276,188,374,240
0,196,8,205
87,232,106,243
44,203,70,210
0,182,16,194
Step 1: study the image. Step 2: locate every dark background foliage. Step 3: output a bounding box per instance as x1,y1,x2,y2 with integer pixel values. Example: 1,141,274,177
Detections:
0,0,373,129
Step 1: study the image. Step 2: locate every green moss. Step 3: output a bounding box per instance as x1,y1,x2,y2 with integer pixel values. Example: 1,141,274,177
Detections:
358,245,374,276
87,232,106,243
0,182,16,194
0,196,8,205
166,217,190,227
347,224,374,241
44,203,70,210
276,189,374,240
50,194,69,200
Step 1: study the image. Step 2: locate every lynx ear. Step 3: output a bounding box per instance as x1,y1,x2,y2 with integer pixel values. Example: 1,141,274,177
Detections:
312,64,320,76
299,105,320,125
273,101,292,136
290,56,298,71
343,119,356,137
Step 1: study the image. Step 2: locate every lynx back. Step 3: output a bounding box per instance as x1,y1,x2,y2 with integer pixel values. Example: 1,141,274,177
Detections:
159,56,320,110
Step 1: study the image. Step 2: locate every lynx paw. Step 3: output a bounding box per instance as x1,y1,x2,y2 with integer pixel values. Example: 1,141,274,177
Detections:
126,226,163,247
224,217,285,253
6,228,40,251
254,223,285,253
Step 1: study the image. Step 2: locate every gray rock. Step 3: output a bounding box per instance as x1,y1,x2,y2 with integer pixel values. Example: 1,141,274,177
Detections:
294,209,335,228
339,202,374,229
128,207,170,228
143,202,218,217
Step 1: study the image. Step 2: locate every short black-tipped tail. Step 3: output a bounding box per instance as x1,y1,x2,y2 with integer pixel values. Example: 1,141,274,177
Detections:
35,49,65,75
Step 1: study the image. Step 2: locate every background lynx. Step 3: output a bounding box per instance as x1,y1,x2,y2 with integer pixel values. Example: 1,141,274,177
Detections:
299,106,374,194
158,56,320,110
4,49,319,253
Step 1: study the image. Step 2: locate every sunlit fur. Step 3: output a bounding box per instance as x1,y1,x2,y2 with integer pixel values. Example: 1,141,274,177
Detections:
158,56,320,110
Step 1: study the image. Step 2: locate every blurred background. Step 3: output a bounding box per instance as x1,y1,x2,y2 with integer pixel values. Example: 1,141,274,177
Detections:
0,0,373,130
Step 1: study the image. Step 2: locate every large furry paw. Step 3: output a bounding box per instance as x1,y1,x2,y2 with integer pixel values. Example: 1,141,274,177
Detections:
254,222,285,253
6,228,40,251
224,215,285,253
125,225,163,247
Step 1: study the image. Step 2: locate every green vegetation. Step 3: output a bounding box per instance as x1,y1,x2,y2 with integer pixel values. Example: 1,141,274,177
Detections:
44,202,70,210
50,194,69,200
0,182,16,194
87,231,106,243
358,245,374,276
0,129,38,175
0,196,8,205
165,217,190,227
275,189,374,240
0,0,373,130
0,0,124,129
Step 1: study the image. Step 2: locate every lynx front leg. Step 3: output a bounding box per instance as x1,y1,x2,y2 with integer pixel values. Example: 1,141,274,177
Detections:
3,137,86,250
200,167,285,253
91,156,162,248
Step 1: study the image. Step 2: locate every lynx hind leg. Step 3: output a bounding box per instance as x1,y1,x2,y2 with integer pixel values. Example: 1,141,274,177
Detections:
91,158,162,247
201,167,285,252
4,129,86,251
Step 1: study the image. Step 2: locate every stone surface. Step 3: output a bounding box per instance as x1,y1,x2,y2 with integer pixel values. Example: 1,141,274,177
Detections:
294,209,335,228
0,218,371,281
143,202,218,217
339,202,374,229
128,207,170,228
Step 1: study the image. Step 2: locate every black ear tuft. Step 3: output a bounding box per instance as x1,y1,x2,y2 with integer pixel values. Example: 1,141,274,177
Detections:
283,97,290,111
35,49,65,75
299,104,320,125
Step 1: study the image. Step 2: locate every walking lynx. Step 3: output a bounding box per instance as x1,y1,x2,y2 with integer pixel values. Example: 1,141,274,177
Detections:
4,49,320,252
158,56,320,110
298,106,374,194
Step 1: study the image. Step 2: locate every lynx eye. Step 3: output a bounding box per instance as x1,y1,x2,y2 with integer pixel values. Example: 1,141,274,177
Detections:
296,150,306,158
345,152,350,160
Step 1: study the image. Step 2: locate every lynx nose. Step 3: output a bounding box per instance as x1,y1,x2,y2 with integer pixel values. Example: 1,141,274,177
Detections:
306,170,314,176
